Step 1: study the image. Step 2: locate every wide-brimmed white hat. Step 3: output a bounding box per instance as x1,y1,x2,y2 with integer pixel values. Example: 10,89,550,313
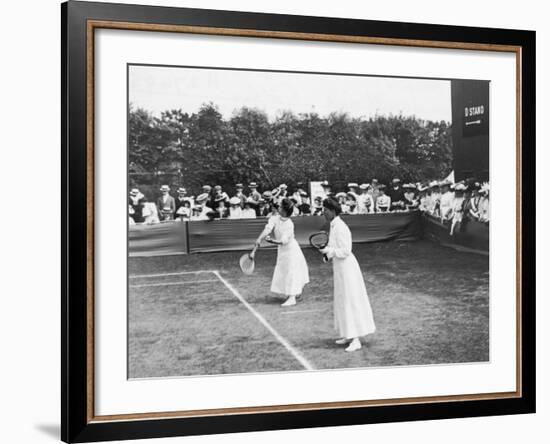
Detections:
249,182,258,188
160,185,170,192
177,187,186,193
454,183,467,191
347,182,358,188
359,183,369,190
129,188,139,196
279,183,288,190
335,192,347,198
195,193,209,203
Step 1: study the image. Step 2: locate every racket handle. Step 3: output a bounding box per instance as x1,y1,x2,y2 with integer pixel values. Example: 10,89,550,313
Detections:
250,244,259,259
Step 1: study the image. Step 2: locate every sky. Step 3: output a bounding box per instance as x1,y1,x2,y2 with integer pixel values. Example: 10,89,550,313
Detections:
129,65,452,122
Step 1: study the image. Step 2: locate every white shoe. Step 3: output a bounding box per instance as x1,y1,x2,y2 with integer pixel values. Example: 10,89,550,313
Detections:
345,339,362,352
281,296,296,307
335,338,350,345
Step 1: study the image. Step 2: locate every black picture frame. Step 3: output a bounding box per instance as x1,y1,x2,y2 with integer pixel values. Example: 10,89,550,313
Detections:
62,1,536,442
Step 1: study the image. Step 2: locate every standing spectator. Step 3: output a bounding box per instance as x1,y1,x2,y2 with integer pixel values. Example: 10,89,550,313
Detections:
213,194,229,219
234,183,247,207
242,198,257,219
357,184,374,214
213,185,229,203
201,184,214,209
466,183,482,220
228,196,243,219
450,183,467,235
376,185,391,212
418,185,430,212
347,183,359,201
156,185,176,221
439,181,454,221
260,191,273,217
429,181,442,217
388,178,405,211
248,182,262,203
297,189,311,215
478,183,490,222
129,188,147,223
320,180,332,199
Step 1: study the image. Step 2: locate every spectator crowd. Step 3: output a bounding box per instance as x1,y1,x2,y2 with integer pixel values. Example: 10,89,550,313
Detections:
129,177,490,234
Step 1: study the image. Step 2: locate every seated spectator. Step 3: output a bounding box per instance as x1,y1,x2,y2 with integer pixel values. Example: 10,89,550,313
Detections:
289,197,301,216
129,188,147,223
156,185,176,221
376,185,391,212
175,187,192,218
228,196,243,219
175,199,192,221
335,192,349,214
403,184,419,210
346,192,358,214
357,184,374,214
242,198,257,219
272,183,288,206
312,195,324,215
388,178,405,211
192,193,213,221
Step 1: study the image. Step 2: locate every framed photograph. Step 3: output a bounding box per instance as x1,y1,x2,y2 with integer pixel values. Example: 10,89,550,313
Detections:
62,1,535,442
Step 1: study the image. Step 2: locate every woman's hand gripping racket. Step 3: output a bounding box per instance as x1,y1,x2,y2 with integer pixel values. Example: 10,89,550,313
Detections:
309,231,329,262
239,244,259,275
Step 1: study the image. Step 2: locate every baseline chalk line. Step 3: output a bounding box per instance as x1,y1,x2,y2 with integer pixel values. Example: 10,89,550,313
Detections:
212,271,314,371
130,279,218,288
129,270,215,279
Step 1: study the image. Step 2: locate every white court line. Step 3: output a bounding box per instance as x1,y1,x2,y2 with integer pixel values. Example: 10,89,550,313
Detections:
212,271,315,371
280,309,324,315
129,270,215,279
130,279,218,288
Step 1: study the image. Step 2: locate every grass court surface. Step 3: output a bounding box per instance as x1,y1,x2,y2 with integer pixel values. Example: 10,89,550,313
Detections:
128,240,489,378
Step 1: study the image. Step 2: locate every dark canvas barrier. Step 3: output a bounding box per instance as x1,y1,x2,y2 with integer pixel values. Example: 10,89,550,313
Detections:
422,214,489,254
187,212,422,254
129,221,188,257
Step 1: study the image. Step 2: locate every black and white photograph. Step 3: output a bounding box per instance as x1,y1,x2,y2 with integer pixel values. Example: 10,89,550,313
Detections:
127,65,490,379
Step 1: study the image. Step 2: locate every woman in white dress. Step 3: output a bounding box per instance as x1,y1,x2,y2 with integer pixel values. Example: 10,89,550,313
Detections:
320,198,376,352
255,198,310,307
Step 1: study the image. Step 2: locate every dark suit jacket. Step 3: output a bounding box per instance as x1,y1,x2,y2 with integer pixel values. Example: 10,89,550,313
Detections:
156,195,176,220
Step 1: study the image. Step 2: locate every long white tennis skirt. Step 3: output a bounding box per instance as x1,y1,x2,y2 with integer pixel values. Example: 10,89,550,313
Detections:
270,239,310,296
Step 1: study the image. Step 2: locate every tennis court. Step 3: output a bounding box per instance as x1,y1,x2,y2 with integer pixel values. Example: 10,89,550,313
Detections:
128,240,489,378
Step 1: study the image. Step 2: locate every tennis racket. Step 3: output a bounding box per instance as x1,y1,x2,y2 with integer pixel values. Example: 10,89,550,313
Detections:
309,231,329,261
239,244,259,275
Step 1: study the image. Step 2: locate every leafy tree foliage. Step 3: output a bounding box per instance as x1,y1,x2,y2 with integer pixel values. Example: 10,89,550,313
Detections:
129,103,452,198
